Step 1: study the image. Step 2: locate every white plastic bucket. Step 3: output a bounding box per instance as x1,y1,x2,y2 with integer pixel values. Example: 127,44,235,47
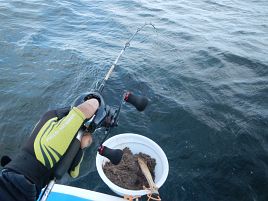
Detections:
96,133,169,197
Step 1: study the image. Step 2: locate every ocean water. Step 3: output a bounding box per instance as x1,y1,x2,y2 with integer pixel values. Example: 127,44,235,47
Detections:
0,0,268,200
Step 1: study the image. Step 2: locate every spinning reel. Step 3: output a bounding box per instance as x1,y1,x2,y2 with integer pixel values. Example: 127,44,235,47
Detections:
75,91,149,165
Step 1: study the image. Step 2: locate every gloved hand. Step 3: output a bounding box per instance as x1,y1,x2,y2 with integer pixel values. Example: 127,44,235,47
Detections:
4,99,99,194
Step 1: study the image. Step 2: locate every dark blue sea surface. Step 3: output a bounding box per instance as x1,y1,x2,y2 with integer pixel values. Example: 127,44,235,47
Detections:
0,0,268,200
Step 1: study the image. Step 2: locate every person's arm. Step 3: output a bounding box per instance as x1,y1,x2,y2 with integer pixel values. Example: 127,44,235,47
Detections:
33,99,99,169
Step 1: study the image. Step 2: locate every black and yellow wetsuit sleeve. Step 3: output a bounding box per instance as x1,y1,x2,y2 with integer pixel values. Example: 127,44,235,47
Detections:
33,107,86,169
4,106,89,196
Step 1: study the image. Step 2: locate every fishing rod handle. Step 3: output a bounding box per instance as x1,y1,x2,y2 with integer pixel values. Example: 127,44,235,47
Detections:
124,92,149,111
54,130,83,179
39,179,56,201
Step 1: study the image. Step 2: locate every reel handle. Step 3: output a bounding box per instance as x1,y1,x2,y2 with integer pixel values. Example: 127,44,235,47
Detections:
124,92,148,111
98,145,123,165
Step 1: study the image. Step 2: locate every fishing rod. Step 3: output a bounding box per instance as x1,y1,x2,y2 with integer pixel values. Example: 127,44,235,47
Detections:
39,23,155,201
98,22,155,92
72,22,155,164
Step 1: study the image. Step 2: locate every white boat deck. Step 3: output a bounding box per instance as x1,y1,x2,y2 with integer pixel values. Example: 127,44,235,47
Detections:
46,184,125,201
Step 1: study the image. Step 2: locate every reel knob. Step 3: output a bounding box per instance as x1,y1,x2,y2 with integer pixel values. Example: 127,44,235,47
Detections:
124,92,149,111
98,145,123,165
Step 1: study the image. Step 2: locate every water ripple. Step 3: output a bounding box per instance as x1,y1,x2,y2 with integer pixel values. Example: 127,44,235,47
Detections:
0,0,268,200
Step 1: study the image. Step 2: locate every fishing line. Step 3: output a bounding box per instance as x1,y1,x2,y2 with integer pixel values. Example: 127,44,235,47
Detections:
97,22,156,92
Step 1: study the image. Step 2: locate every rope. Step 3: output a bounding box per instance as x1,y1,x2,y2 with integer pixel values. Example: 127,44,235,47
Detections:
143,186,161,201
147,194,161,201
123,195,141,201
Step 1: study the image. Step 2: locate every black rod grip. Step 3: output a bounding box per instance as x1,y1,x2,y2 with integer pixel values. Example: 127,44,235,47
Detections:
54,138,81,179
124,92,148,111
98,145,123,165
